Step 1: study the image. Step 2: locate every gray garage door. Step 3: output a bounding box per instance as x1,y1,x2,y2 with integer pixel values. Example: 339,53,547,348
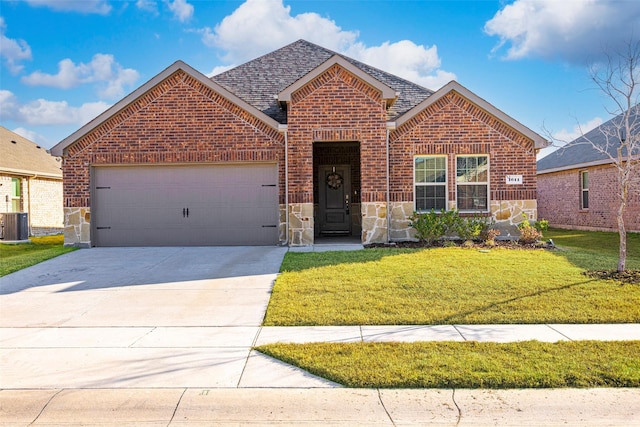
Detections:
92,164,279,246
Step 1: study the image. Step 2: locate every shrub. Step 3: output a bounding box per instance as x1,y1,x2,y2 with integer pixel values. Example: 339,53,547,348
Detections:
482,228,501,246
517,214,543,244
455,214,492,242
409,209,446,244
440,209,461,237
534,219,549,233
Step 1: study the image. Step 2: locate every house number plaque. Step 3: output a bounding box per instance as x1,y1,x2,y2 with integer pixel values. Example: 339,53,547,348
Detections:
506,175,523,185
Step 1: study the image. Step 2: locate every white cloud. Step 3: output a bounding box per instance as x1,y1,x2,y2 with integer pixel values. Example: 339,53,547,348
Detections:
25,0,112,15
207,64,235,77
200,0,454,89
484,0,640,63
12,127,51,147
166,0,193,22
0,17,32,74
344,40,456,89
0,89,110,126
136,0,159,15
553,117,603,144
21,54,140,99
201,0,357,62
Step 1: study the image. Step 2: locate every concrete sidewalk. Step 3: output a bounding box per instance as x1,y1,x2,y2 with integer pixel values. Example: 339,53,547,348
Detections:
2,387,638,426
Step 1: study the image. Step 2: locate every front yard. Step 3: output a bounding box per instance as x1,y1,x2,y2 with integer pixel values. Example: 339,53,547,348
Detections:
264,230,640,325
259,229,640,388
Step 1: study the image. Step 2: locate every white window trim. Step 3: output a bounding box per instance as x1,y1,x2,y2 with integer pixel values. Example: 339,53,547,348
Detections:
413,155,448,212
455,155,490,213
580,170,589,210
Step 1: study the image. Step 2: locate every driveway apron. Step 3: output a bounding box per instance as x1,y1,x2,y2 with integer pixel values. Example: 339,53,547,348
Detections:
0,246,289,388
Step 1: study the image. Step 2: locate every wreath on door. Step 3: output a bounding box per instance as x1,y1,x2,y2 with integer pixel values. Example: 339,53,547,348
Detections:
326,172,344,190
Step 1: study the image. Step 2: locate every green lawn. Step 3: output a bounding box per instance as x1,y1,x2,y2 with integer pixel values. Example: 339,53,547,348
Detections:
259,229,640,388
257,341,640,388
264,230,640,325
0,234,76,277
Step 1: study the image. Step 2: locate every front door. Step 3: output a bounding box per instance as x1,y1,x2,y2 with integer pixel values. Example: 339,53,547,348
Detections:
318,165,351,235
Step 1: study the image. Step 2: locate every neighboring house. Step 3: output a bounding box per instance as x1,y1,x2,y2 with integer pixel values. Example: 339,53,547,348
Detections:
0,126,63,237
537,107,640,232
51,40,548,247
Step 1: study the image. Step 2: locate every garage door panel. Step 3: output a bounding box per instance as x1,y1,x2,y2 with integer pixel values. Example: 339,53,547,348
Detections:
93,164,278,247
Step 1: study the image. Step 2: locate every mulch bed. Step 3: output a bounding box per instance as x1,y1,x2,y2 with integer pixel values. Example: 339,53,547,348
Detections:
364,239,547,250
585,269,640,285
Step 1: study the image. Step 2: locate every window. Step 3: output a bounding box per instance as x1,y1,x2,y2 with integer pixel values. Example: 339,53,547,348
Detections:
10,178,21,212
456,156,489,211
580,171,589,209
414,156,447,211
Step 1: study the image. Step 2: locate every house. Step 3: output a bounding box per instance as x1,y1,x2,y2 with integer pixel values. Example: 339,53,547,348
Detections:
51,39,548,247
0,126,63,237
537,107,640,232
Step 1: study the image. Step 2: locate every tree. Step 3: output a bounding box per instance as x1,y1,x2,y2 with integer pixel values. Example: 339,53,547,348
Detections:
585,41,640,272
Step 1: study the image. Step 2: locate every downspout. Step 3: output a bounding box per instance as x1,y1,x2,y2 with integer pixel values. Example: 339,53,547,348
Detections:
26,174,37,236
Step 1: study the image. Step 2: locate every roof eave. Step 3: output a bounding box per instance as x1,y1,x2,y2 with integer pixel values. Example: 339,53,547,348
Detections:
51,61,281,157
393,81,550,150
538,154,638,174
0,167,62,179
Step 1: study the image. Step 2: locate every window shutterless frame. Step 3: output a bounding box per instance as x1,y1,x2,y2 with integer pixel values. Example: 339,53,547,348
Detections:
580,171,589,210
455,155,490,212
414,155,448,212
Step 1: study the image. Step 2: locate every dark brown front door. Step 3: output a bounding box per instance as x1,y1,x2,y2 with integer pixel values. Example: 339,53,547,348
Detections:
318,165,351,235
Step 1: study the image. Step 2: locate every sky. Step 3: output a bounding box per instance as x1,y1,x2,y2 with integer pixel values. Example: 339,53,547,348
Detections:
1,0,639,159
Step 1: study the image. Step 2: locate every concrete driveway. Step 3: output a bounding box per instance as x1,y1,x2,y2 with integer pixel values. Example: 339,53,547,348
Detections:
0,246,333,389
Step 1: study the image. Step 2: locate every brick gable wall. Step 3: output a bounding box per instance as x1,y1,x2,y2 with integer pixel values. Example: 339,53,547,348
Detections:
389,91,537,204
287,65,388,204
63,70,285,208
538,164,640,232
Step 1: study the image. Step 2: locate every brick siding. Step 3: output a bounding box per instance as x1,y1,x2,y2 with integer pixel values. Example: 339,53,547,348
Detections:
389,91,537,206
62,70,285,209
287,65,387,204
538,164,640,232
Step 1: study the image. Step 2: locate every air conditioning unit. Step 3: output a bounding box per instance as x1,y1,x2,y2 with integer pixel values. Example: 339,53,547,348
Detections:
1,212,28,241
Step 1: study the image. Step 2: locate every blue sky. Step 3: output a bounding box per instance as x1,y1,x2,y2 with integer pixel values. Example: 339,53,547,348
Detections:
1,0,639,158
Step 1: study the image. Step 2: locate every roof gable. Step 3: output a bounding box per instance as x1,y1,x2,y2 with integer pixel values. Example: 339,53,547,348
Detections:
211,39,433,123
537,105,639,173
51,61,280,156
394,81,549,150
0,126,62,178
277,55,397,105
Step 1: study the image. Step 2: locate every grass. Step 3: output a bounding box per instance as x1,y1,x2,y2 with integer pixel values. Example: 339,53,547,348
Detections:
257,340,640,388
0,234,76,277
264,236,640,325
545,228,640,271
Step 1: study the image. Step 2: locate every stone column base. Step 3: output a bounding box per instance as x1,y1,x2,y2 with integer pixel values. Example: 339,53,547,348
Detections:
63,207,91,247
288,203,314,246
362,202,388,244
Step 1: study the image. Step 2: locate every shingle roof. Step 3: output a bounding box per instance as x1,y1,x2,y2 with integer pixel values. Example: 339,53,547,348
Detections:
0,126,62,178
537,105,640,173
210,39,434,123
